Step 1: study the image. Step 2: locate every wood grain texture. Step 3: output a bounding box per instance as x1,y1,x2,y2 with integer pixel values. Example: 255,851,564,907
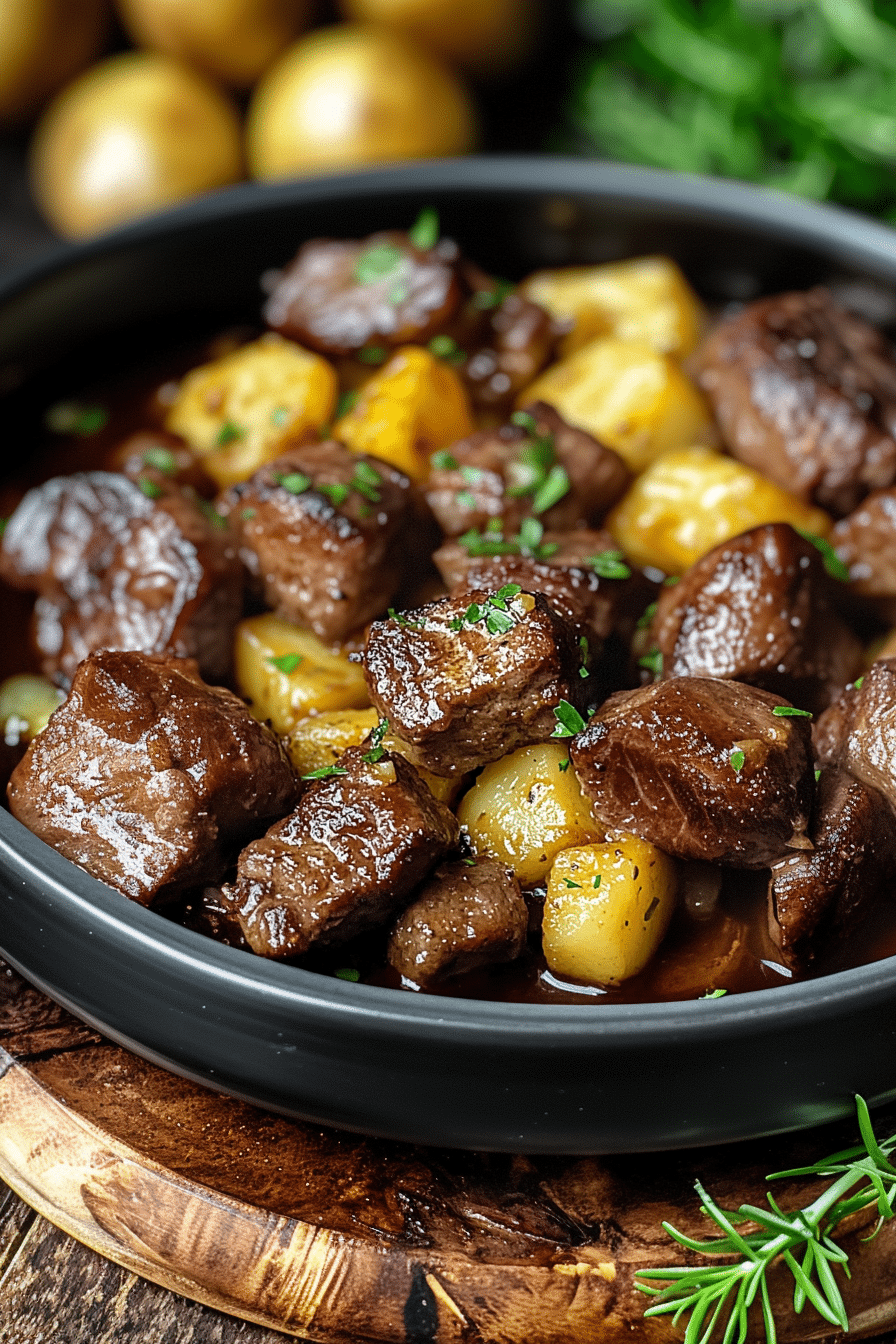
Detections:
5,960,896,1343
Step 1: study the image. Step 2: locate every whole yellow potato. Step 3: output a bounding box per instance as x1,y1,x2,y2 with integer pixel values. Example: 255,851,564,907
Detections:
336,0,538,75
30,52,244,239
0,0,108,125
246,24,478,179
117,0,312,89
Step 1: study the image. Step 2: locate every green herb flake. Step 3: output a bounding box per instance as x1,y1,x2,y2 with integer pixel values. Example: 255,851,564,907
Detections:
142,445,178,475
853,675,866,690
241,507,256,521
730,748,746,773
797,528,851,583
276,471,311,495
638,648,663,678
361,717,390,764
387,607,426,631
428,334,465,365
815,769,822,782
270,405,290,428
334,967,361,982
510,410,538,434
137,476,163,499
0,518,7,537
431,449,459,471
269,653,303,675
45,401,109,436
463,857,477,866
699,988,728,999
593,875,601,889
351,460,382,502
198,499,228,530
637,601,658,631
563,878,582,888
663,574,680,587
354,242,405,285
472,278,514,310
588,550,632,580
551,700,587,738
558,758,570,773
455,490,476,510
318,482,350,508
358,345,388,365
302,765,349,780
215,421,243,446
772,705,813,718
71,406,108,435
408,207,439,251
335,390,360,419
532,464,571,515
460,465,485,485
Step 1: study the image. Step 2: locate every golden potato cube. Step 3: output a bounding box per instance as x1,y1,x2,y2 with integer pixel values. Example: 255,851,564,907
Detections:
165,332,338,488
334,345,474,480
456,741,602,886
286,706,458,801
607,445,833,575
0,674,64,745
520,256,706,360
520,336,712,474
543,836,678,985
234,614,369,737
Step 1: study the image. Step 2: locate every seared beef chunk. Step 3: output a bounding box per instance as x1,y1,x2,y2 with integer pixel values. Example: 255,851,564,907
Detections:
388,856,527,987
263,231,462,356
832,488,896,614
423,402,630,539
461,294,560,415
694,289,896,516
0,471,241,685
813,658,896,812
570,678,813,867
768,766,896,972
7,651,297,906
364,588,587,776
219,440,433,644
651,523,863,714
112,430,216,497
220,746,459,959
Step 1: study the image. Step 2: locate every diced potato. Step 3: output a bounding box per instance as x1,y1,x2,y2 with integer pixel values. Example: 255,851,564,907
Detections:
0,675,64,746
165,332,338,488
543,836,678,985
519,256,706,360
234,614,369,737
456,742,602,885
520,336,712,474
285,706,458,802
334,345,475,480
608,445,833,575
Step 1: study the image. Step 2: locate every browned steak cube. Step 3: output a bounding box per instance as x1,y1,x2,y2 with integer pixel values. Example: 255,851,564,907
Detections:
832,488,896,618
112,429,217,498
570,678,814,867
388,856,527,987
651,523,863,714
693,289,896,516
423,403,630,540
220,440,434,644
0,470,241,685
461,294,560,414
221,746,459,959
7,651,298,905
768,766,896,972
364,587,588,776
812,658,896,812
263,231,462,356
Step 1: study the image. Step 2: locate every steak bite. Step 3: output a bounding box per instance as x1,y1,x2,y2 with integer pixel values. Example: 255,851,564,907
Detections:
263,230,462,356
7,651,298,906
422,403,630,540
651,523,864,715
813,658,896,812
460,293,561,414
693,288,896,516
768,766,896,972
832,487,896,615
388,856,528,987
219,440,434,644
220,746,459,959
570,678,814,867
0,470,242,685
364,587,588,776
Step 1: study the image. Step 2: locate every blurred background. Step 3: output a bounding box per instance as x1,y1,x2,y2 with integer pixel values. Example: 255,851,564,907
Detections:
5,0,896,271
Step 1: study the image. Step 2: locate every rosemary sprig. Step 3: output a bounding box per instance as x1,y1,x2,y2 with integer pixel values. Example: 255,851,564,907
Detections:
636,1096,896,1344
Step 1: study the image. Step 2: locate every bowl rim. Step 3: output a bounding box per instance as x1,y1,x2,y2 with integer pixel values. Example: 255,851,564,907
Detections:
4,154,896,1051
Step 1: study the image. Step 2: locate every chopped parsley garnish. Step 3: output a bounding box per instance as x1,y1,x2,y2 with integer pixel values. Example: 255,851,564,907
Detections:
142,445,177,475
730,748,745,773
351,459,382,502
462,857,477,866
268,653,303,675
772,705,813,718
471,278,514,310
137,476,163,499
358,345,388,365
593,875,601,889
431,449,459,471
637,601,658,630
506,412,570,515
197,498,228,530
563,878,582,888
318,482,350,507
428,334,465,365
354,241,405,284
45,401,109,436
458,516,559,561
449,583,523,635
663,574,680,586
388,607,426,630
551,700,586,738
335,967,361,982
797,528,851,583
460,465,485,485
700,988,728,999
335,389,359,419
558,758,570,772
276,471,311,495
638,648,663,678
241,507,256,521
215,421,243,446
455,489,476,510
587,550,631,580
408,206,439,250
361,717,390,764
853,675,865,690
815,769,822,782
0,518,7,536
302,764,349,780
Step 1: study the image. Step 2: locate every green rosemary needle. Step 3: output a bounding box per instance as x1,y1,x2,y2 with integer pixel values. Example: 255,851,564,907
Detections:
636,1096,896,1344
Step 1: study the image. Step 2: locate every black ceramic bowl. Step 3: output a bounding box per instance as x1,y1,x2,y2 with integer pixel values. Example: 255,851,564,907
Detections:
3,158,896,1155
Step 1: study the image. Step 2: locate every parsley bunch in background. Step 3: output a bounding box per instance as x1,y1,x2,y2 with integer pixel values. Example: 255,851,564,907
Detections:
566,0,896,215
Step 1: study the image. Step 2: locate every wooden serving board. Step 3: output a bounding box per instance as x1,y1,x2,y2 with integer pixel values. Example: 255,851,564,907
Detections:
3,961,896,1344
